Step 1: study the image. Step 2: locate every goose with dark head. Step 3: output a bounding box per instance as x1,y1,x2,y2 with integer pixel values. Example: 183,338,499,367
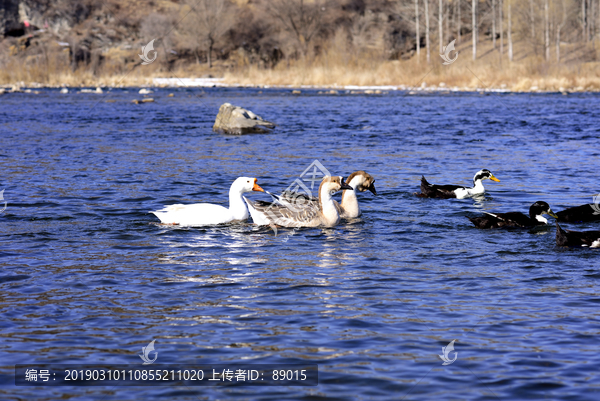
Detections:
338,170,377,218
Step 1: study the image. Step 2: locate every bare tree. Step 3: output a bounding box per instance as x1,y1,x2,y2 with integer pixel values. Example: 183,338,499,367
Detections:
556,0,567,61
350,11,385,56
425,0,430,63
266,0,325,58
582,0,588,41
530,0,535,38
140,13,175,67
445,0,449,45
182,0,233,68
439,0,443,52
457,0,461,43
415,0,420,59
544,0,549,60
472,0,477,60
508,1,513,61
492,0,496,48
500,0,504,58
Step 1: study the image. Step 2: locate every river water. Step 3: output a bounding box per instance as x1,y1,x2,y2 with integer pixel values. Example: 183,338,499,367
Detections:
1,88,599,400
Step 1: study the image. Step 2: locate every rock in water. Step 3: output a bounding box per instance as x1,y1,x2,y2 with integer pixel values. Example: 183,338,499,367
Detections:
213,103,275,134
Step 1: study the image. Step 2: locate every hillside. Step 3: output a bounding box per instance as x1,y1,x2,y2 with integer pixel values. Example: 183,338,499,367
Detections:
1,0,600,91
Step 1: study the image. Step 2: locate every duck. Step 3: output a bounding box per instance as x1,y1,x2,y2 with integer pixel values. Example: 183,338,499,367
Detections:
556,221,600,248
468,201,557,229
244,176,353,228
151,177,264,226
417,169,500,199
556,202,600,223
274,170,377,219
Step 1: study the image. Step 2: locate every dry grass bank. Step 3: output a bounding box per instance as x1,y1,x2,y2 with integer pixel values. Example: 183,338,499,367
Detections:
2,35,600,92
224,38,600,92
224,58,600,92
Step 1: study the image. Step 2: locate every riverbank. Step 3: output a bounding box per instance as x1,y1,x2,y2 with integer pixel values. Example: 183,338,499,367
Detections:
2,58,600,93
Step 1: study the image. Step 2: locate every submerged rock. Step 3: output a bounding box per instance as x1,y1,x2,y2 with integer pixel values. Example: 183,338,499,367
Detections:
213,103,275,134
132,98,154,104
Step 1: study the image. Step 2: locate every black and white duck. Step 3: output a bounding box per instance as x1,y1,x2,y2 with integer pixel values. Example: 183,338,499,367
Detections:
556,201,600,223
468,201,557,229
556,222,600,248
417,169,500,199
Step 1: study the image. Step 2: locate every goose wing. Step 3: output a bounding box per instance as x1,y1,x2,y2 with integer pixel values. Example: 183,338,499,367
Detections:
245,197,321,227
490,212,534,227
419,176,463,198
469,212,531,229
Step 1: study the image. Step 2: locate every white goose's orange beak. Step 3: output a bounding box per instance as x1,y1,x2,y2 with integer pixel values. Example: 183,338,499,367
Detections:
252,178,264,192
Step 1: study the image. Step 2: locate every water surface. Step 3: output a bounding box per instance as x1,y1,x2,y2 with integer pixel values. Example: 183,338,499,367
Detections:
1,88,600,400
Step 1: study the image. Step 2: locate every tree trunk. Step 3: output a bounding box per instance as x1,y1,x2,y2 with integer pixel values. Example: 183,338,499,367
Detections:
530,0,535,39
556,25,561,61
545,0,550,60
586,0,590,41
208,41,213,68
457,0,461,43
492,0,496,49
445,0,449,45
508,3,513,61
557,0,566,61
439,0,443,53
472,0,476,60
425,0,430,63
500,0,504,57
415,0,420,59
582,0,587,41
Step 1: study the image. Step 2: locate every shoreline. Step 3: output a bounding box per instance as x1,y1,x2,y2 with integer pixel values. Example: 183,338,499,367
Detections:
1,80,596,94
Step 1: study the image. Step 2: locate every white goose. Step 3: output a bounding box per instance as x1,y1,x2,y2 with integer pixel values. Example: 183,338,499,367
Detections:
244,176,352,228
151,177,264,226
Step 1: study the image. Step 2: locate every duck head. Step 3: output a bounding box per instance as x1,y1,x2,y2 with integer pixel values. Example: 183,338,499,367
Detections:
319,176,353,196
473,169,500,185
233,177,265,193
529,201,558,223
346,170,377,195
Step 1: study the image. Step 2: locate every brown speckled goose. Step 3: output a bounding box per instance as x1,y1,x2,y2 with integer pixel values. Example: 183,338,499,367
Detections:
244,176,352,227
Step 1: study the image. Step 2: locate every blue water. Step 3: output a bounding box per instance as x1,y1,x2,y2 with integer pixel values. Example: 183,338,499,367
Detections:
1,88,599,400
